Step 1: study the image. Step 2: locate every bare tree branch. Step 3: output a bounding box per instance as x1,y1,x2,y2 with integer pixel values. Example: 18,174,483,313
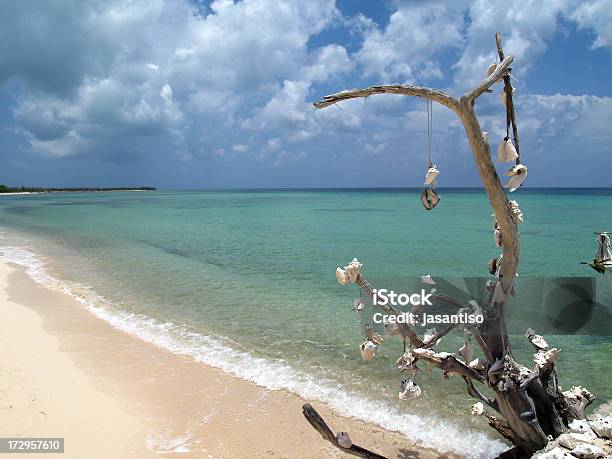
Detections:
462,376,499,412
414,349,486,383
313,85,460,112
302,404,388,459
465,55,514,101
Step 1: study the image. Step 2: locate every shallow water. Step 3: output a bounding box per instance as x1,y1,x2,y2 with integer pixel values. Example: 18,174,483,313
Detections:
1,188,610,458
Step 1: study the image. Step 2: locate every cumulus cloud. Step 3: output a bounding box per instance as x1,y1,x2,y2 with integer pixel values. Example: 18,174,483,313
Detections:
0,0,610,187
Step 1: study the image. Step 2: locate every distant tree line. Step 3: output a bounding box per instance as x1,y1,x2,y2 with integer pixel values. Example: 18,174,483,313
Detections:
0,185,156,193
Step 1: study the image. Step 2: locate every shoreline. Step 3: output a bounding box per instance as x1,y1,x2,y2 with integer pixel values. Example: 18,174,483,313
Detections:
0,259,458,458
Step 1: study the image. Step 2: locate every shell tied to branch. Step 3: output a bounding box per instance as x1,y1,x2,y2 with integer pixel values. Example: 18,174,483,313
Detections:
335,258,362,285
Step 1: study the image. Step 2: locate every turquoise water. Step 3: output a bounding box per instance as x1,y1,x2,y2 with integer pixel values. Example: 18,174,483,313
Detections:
0,189,611,457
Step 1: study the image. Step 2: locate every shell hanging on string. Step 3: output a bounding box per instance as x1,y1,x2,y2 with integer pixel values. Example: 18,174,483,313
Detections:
470,402,484,416
506,164,528,192
399,378,422,400
497,138,519,163
345,258,362,283
336,267,350,285
336,432,352,449
494,227,503,248
360,340,377,361
353,297,365,317
424,165,439,186
420,187,440,210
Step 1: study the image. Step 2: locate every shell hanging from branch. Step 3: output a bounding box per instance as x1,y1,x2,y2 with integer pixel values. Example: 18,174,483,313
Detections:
353,297,365,317
360,340,377,361
471,402,485,415
424,165,439,186
494,226,503,248
335,258,362,285
506,164,528,192
497,138,519,162
420,187,440,210
399,378,422,400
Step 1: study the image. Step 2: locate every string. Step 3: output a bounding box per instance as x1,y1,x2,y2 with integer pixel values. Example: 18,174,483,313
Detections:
427,99,433,167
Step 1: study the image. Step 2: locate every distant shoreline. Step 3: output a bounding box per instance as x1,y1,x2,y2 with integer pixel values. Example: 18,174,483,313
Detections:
0,186,156,195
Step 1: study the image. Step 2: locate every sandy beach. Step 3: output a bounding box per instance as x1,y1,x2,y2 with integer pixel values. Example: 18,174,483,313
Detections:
0,259,456,458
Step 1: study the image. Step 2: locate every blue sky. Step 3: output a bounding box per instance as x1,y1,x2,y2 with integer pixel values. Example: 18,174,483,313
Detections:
0,0,611,188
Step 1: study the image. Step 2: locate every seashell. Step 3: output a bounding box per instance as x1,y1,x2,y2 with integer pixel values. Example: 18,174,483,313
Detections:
423,328,440,345
525,328,549,351
469,357,487,371
494,228,503,248
399,378,422,400
336,431,352,449
506,164,527,192
353,297,365,316
360,340,377,361
497,138,519,163
420,187,440,210
487,63,497,77
421,274,436,285
395,350,416,371
424,165,439,186
336,267,350,285
509,200,524,224
470,402,484,415
488,257,498,275
345,258,362,283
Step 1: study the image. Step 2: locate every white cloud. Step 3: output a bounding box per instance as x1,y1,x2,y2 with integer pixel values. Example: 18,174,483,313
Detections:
570,0,612,50
355,1,466,82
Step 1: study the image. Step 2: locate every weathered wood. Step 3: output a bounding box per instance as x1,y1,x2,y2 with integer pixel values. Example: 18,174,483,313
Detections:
302,404,388,459
308,34,591,456
313,85,459,112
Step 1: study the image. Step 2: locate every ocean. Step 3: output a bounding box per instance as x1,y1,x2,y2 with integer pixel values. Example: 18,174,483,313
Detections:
1,188,611,458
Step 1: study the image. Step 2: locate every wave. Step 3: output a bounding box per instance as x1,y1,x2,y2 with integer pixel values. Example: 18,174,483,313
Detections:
0,235,507,458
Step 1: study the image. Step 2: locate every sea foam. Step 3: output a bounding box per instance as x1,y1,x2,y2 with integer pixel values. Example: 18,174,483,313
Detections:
0,237,508,458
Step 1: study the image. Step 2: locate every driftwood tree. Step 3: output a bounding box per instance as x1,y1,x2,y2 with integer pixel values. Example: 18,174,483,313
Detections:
302,34,596,457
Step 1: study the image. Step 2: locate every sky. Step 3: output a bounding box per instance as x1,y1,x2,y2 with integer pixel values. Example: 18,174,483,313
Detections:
0,0,611,189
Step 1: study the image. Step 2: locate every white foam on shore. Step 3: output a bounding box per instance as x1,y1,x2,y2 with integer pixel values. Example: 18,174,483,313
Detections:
0,238,508,458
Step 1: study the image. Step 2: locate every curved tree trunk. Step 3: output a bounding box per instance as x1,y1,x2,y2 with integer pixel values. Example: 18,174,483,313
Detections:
304,35,593,456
